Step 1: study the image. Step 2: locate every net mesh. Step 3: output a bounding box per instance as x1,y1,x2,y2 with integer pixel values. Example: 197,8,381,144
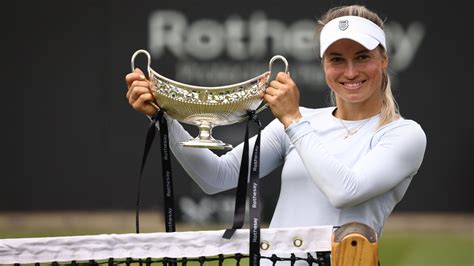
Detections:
8,253,331,266
0,226,333,265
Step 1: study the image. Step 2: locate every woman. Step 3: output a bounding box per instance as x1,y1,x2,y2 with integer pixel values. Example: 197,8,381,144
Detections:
125,5,426,237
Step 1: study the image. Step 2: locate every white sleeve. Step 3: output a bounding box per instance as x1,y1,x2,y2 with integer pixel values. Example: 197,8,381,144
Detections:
286,120,427,208
166,118,286,195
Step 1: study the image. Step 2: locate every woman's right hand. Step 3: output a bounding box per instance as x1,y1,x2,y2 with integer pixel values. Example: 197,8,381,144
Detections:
125,68,158,116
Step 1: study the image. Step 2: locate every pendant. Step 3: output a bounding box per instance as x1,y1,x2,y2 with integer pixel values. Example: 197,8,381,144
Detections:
344,130,357,139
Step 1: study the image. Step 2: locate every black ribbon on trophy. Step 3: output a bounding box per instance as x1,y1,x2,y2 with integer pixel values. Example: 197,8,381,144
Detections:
222,110,263,266
130,49,288,266
135,109,175,234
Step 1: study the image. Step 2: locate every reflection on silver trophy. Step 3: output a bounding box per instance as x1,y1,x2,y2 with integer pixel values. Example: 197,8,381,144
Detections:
131,49,288,150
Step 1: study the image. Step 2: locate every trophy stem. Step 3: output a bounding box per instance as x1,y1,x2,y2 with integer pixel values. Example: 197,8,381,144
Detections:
198,121,212,140
180,121,233,150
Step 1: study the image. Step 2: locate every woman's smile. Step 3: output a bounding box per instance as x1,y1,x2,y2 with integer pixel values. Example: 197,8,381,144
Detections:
341,80,365,91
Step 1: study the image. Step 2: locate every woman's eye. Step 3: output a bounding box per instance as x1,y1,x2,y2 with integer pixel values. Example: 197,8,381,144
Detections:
357,54,370,61
330,57,343,63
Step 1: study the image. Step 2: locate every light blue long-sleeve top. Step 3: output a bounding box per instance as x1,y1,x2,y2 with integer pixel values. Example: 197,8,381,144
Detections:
165,106,427,235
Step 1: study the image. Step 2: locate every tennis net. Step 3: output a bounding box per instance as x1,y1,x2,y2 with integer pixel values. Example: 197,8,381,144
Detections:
0,226,334,265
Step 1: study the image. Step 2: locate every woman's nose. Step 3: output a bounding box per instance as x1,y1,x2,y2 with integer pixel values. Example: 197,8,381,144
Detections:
344,62,359,79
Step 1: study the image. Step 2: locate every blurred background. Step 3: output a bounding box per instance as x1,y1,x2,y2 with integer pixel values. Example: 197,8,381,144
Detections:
0,0,472,265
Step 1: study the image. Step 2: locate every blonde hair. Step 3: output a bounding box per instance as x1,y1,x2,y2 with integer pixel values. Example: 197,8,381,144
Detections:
318,5,400,127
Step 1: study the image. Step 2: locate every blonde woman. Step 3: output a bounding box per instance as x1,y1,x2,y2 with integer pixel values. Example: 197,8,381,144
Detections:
126,4,426,240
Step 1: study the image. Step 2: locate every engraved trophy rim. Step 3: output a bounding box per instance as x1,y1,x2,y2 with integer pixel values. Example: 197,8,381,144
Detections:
131,49,287,92
130,49,289,150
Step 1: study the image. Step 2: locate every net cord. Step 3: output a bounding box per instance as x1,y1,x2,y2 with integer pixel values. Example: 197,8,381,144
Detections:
0,226,333,264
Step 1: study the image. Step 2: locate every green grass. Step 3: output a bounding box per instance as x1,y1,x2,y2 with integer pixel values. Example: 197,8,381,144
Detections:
378,231,473,266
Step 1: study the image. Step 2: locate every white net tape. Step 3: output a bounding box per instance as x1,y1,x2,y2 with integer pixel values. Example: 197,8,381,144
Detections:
0,226,333,264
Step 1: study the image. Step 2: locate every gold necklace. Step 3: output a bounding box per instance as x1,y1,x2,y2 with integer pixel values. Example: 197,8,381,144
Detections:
339,117,373,139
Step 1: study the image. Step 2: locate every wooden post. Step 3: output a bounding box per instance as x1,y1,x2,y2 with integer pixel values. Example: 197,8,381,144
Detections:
331,222,378,266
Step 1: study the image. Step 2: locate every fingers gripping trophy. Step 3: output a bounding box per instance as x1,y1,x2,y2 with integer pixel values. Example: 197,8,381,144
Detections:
130,49,289,150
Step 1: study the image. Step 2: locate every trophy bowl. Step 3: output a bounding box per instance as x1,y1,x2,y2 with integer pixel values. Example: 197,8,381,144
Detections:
131,49,288,150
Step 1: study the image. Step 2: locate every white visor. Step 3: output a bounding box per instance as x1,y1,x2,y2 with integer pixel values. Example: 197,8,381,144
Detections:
319,16,386,58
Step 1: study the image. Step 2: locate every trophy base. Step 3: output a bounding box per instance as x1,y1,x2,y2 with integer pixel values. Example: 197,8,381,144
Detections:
180,138,233,150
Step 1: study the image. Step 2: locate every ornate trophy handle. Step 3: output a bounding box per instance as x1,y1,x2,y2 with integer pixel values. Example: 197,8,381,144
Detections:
130,49,160,110
131,49,151,73
268,55,289,75
255,55,290,114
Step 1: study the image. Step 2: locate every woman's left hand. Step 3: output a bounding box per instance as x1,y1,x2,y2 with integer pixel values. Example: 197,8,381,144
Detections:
262,72,302,128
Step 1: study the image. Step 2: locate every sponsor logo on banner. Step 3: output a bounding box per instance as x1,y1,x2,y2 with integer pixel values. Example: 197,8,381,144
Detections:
148,10,426,90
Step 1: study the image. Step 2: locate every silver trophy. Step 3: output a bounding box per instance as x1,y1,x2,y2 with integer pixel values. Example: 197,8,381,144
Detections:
131,49,288,150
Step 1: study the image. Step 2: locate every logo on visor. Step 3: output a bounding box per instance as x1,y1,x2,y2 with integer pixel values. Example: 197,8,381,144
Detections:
338,20,349,31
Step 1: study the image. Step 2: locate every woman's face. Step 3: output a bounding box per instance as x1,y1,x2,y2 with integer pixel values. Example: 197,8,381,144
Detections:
323,39,388,108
